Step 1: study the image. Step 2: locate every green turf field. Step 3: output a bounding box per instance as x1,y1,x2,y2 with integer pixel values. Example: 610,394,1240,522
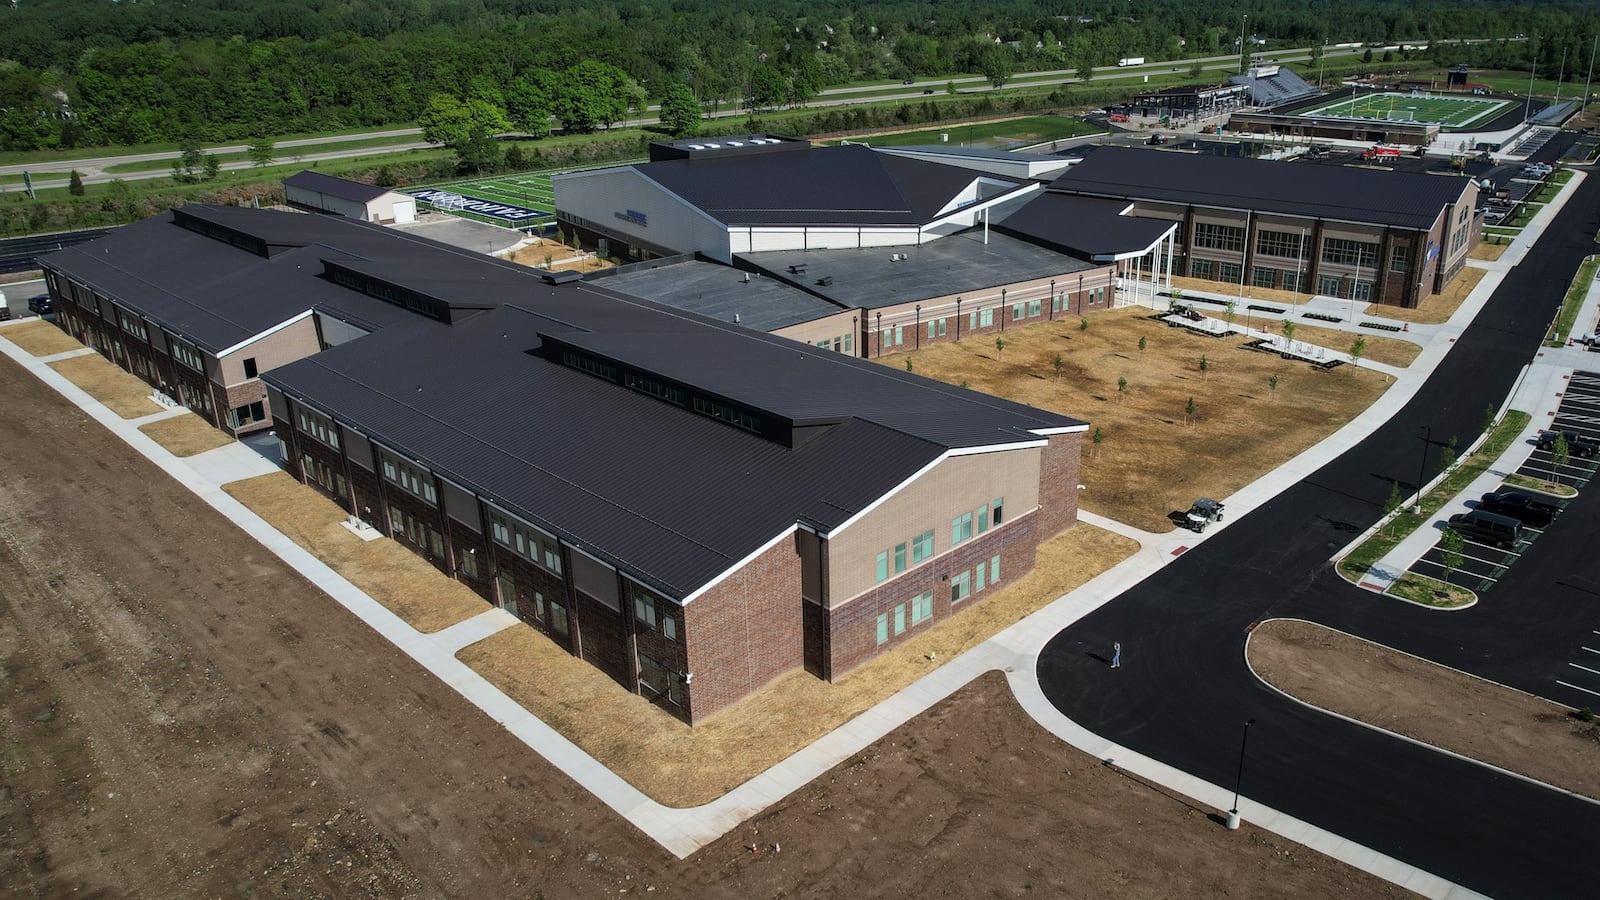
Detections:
410,161,644,227
1298,92,1511,128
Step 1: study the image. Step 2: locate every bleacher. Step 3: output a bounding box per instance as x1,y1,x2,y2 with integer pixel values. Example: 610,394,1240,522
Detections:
1230,66,1320,109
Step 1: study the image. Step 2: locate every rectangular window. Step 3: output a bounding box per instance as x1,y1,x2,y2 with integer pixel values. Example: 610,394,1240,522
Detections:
876,551,889,583
894,542,907,574
990,555,1001,583
894,324,904,346
638,653,666,694
975,560,987,591
535,591,546,619
980,308,994,327
1191,258,1213,279
243,357,258,379
1028,299,1042,317
951,512,973,545
1252,266,1277,289
1255,230,1305,259
635,592,658,628
461,550,479,580
1217,261,1241,284
911,530,934,564
951,570,972,603
663,615,677,641
1321,237,1379,268
380,451,437,504
1390,244,1411,274
428,528,444,558
892,603,905,636
297,408,341,451
969,311,978,331
910,591,932,625
876,612,890,645
542,540,563,575
936,318,946,336
993,497,1004,525
497,571,518,612
1282,272,1305,294
549,601,569,635
1012,302,1025,321
844,333,853,353
171,340,206,373
388,504,403,534
1193,222,1246,252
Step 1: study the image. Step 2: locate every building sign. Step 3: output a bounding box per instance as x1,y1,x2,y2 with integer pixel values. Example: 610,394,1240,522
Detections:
615,209,649,227
405,188,547,222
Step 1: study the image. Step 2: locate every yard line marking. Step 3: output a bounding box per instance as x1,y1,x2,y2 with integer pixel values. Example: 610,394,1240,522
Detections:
1567,662,1600,677
1558,680,1600,698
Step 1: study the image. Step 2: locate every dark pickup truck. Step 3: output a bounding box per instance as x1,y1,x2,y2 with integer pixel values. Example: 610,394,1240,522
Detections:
1476,489,1558,528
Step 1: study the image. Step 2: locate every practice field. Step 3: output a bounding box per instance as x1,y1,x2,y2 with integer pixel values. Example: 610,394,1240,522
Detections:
410,161,644,228
1298,91,1511,127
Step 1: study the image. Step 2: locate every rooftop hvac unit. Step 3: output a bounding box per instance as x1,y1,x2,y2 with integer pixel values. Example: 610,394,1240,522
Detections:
816,276,834,287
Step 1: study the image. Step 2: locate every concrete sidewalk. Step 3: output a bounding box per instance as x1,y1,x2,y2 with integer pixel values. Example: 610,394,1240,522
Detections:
5,171,1587,894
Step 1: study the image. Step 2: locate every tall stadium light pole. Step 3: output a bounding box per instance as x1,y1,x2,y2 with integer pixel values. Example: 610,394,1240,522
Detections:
1525,43,1539,123
1584,34,1598,114
1238,15,1249,75
1555,45,1568,105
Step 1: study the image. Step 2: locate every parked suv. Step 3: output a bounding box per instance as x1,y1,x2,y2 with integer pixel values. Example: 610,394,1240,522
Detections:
1476,489,1557,528
26,293,52,317
1535,429,1599,457
1446,509,1522,548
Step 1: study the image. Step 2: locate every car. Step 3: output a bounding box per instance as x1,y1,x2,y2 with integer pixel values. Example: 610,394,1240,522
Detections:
1476,489,1557,527
1575,331,1600,347
902,79,915,85
923,88,934,94
1146,133,1167,145
26,293,52,316
1535,429,1599,457
1447,509,1521,548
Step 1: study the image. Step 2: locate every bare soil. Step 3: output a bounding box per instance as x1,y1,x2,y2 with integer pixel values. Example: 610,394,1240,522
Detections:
138,412,235,457
0,346,1412,898
1249,619,1600,800
888,306,1389,532
47,353,161,418
462,523,1139,808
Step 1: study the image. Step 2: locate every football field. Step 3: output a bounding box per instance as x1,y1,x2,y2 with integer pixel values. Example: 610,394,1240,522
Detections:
411,160,646,229
1299,92,1511,127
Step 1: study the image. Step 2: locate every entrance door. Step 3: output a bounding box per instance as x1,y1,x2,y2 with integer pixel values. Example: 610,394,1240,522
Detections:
496,571,519,618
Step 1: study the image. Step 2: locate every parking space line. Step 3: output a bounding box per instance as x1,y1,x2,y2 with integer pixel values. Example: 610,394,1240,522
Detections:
1557,680,1600,698
1567,662,1600,677
1581,647,1600,655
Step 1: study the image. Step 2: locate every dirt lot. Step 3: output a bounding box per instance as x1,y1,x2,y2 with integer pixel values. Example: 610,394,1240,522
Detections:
888,306,1389,532
0,346,1414,897
1249,619,1600,800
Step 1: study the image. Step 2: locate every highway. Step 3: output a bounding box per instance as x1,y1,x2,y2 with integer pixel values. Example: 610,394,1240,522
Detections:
1037,141,1600,899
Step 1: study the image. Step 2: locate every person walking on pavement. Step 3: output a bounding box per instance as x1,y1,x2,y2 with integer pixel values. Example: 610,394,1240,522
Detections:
1112,641,1122,668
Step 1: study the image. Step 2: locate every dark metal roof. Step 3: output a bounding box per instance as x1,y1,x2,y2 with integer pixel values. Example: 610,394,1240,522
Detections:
994,193,1176,259
595,259,848,331
1046,146,1470,231
738,228,1097,310
285,170,393,204
881,144,1063,163
636,143,1029,227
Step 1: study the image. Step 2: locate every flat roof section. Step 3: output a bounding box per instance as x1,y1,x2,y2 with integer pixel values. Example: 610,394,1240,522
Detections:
739,229,1097,311
285,170,392,204
595,259,848,332
1047,146,1469,231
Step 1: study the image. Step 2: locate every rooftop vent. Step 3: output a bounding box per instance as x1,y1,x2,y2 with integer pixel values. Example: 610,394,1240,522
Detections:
816,276,834,287
787,264,808,275
540,269,583,285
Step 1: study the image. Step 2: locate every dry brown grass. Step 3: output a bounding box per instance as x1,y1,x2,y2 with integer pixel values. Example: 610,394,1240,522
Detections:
1280,321,1422,367
1373,266,1487,324
508,237,588,268
459,522,1137,807
223,472,489,634
3,320,83,357
889,306,1390,533
1170,275,1304,308
1471,242,1509,262
137,413,235,457
47,354,162,418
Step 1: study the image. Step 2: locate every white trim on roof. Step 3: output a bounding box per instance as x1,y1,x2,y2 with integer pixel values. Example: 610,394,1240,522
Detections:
214,307,315,358
820,451,950,540
948,439,1049,456
1030,424,1091,436
679,524,799,606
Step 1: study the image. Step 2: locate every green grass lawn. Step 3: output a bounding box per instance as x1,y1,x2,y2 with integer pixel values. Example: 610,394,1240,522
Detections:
101,134,428,174
829,115,1103,149
408,159,644,226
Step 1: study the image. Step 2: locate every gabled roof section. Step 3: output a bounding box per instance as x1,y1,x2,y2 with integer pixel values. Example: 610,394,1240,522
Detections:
995,193,1176,260
1046,147,1468,231
635,143,1029,227
285,170,393,204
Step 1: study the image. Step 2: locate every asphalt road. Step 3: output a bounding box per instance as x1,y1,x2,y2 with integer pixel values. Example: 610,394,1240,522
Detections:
1038,146,1600,898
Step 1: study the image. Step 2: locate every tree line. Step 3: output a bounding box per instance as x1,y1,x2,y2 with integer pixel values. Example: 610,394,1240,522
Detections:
2,0,1598,152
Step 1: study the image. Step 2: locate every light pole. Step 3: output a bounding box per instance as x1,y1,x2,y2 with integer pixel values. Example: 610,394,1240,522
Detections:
1226,718,1256,830
955,297,963,342
1416,425,1433,512
915,304,922,349
875,311,882,358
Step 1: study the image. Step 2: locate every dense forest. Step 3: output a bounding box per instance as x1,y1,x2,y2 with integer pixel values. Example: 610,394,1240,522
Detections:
1,0,1597,151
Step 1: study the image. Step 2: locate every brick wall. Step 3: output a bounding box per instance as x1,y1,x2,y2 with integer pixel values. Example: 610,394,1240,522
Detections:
681,533,804,722
1037,431,1083,538
827,509,1038,678
445,516,494,603
575,590,631,687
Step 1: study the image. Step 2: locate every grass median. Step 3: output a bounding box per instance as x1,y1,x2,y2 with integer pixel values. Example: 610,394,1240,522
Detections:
1336,409,1531,584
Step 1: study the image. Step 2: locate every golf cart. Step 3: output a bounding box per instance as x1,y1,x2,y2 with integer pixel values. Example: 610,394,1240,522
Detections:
1184,498,1225,533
